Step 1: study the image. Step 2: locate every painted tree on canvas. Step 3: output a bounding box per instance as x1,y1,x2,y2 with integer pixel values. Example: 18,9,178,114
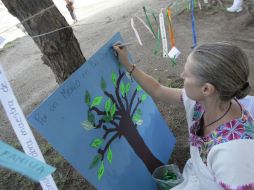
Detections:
82,67,163,180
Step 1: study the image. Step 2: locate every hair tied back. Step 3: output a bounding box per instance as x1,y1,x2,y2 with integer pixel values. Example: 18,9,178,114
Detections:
242,82,250,91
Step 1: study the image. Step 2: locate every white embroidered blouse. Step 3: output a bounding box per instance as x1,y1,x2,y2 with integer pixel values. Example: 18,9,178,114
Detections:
172,90,254,190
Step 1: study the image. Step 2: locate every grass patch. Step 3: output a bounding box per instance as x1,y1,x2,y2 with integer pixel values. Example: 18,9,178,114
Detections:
166,78,184,88
0,38,21,54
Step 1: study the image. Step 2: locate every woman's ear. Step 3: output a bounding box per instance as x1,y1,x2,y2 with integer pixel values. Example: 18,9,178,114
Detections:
202,83,216,97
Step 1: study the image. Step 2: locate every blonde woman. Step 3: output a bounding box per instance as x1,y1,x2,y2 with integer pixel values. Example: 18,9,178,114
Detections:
113,42,254,190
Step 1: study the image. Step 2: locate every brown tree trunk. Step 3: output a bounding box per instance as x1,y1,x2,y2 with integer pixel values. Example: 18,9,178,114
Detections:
245,0,254,26
2,0,85,84
119,113,164,174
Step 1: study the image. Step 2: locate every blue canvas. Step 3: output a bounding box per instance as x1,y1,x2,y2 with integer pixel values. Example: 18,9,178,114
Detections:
28,33,176,190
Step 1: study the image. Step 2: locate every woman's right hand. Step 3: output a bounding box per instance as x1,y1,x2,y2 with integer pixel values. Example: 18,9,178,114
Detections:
113,43,131,70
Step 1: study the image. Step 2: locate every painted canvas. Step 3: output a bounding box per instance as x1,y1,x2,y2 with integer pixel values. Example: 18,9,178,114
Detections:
28,33,176,190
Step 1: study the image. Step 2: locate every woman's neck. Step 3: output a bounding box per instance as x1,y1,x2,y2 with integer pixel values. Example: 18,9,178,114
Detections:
200,97,232,127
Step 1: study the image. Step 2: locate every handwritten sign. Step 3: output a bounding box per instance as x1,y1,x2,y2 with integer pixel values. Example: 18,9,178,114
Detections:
28,33,176,190
0,140,56,182
0,65,58,190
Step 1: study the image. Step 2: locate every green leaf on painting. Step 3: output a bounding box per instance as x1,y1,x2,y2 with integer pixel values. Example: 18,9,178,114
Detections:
85,90,91,106
81,120,96,131
107,146,113,164
98,161,105,181
87,111,95,124
136,120,143,126
111,72,117,87
105,99,112,113
89,154,102,169
110,103,116,117
118,63,122,68
120,82,125,97
125,83,131,94
133,114,140,122
90,138,104,148
141,94,147,102
101,77,107,91
136,108,142,116
90,96,103,108
102,115,112,122
137,85,142,91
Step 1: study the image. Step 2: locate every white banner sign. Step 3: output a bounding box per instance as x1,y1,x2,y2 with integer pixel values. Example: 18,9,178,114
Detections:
159,9,168,58
0,65,58,190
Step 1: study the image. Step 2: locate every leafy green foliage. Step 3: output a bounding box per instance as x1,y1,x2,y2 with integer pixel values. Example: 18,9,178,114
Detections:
120,82,125,97
107,146,113,164
105,99,112,115
81,120,96,131
90,96,103,108
136,108,142,116
110,103,116,117
102,115,112,122
141,94,147,102
89,154,102,169
90,138,104,148
133,114,140,122
101,78,107,91
98,161,105,181
111,72,117,87
134,108,143,125
87,111,95,124
85,90,91,106
125,83,131,94
136,120,143,126
137,85,142,91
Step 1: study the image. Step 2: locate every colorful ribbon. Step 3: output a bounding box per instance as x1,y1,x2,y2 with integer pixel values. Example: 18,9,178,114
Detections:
143,6,156,38
142,6,162,55
130,16,156,46
159,9,168,57
136,16,156,38
166,7,176,48
0,65,58,189
0,140,56,182
191,0,197,48
131,18,143,46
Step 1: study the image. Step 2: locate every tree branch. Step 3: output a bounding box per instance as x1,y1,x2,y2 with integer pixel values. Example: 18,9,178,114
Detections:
94,119,105,129
114,116,121,120
115,70,125,111
129,89,137,112
102,125,118,139
90,102,121,120
104,91,121,111
98,132,119,160
123,95,129,110
131,98,141,118
89,107,106,115
109,120,119,128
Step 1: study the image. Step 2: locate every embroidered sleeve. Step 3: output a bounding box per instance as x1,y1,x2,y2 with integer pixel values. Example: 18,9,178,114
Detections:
181,89,196,109
207,139,254,190
181,89,196,127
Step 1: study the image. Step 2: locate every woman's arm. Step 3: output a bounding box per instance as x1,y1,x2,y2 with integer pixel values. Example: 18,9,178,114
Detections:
113,44,183,107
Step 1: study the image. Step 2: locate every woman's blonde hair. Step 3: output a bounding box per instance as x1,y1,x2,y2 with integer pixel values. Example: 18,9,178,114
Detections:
190,42,251,101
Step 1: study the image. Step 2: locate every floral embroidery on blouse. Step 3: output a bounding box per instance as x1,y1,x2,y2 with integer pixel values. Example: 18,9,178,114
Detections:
189,101,254,165
219,181,254,190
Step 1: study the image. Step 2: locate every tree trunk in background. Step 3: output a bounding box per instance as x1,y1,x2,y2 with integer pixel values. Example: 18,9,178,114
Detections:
2,0,85,84
245,0,254,26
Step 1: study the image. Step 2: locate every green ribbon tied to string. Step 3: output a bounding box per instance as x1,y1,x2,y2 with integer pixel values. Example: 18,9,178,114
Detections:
143,6,161,56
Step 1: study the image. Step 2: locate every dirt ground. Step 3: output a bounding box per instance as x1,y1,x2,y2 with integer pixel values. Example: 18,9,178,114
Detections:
0,0,254,189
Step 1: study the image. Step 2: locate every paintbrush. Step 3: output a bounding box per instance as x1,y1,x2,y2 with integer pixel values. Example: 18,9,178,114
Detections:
118,42,134,48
